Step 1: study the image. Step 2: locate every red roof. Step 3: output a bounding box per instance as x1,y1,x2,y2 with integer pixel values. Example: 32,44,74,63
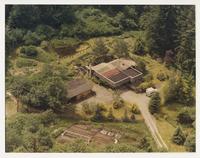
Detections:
102,68,120,78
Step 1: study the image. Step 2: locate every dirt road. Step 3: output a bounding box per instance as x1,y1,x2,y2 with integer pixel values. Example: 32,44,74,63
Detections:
121,90,168,150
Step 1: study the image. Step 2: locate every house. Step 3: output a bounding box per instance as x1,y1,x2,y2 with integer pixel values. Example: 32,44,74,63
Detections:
88,58,143,88
66,79,94,102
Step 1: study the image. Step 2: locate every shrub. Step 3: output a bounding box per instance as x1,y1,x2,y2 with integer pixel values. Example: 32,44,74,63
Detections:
122,109,130,122
184,134,195,152
138,136,152,152
136,60,146,73
148,92,161,114
23,31,42,45
16,58,37,68
51,127,65,138
81,102,93,115
20,45,38,57
107,108,115,122
39,109,56,125
172,127,186,145
130,114,136,122
135,81,154,93
113,98,125,109
177,110,194,124
51,38,80,56
156,72,168,81
144,74,153,82
131,104,140,114
92,39,109,57
91,104,106,122
40,41,49,49
133,37,146,55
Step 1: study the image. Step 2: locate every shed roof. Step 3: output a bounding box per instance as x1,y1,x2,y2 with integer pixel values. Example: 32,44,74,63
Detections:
66,79,93,99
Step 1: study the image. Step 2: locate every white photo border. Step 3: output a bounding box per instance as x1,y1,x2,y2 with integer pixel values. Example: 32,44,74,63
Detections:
0,0,199,158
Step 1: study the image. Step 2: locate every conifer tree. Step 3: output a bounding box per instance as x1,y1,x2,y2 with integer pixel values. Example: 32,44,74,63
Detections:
148,92,161,114
172,126,186,145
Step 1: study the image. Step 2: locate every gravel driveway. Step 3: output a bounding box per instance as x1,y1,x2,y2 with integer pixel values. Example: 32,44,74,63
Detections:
77,84,114,106
120,90,168,150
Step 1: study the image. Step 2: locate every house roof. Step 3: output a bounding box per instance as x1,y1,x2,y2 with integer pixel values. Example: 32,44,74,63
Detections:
109,59,136,71
66,79,93,99
91,58,142,83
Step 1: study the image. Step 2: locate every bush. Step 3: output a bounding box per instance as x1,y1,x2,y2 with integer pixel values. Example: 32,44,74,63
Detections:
51,127,65,138
172,127,186,145
131,104,140,114
23,31,42,45
144,74,153,82
133,37,146,55
184,134,195,152
135,81,154,93
148,92,161,114
107,108,115,122
130,114,136,122
156,72,168,81
113,98,125,109
51,38,80,55
177,110,194,124
20,45,38,57
39,109,57,125
81,102,93,115
16,58,37,68
122,109,130,122
138,136,152,152
91,104,106,122
135,60,146,73
40,41,49,49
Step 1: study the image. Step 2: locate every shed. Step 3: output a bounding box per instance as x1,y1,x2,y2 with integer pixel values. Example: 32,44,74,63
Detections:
66,79,93,101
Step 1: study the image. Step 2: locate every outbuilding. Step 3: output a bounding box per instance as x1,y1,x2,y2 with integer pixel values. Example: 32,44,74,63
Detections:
66,79,94,102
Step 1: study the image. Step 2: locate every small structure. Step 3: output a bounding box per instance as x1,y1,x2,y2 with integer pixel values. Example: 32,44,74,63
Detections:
88,58,143,88
66,79,94,102
146,87,158,97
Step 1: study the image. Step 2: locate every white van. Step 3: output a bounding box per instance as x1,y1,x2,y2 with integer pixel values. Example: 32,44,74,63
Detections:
146,87,158,97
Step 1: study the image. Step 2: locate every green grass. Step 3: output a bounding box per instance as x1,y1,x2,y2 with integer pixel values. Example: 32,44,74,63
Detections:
16,57,38,68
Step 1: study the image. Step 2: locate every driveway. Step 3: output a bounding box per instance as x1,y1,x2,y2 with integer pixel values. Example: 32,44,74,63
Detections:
77,84,114,106
121,90,168,150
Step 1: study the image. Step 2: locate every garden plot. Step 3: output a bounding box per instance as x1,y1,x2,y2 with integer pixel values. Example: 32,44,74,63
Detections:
57,124,121,145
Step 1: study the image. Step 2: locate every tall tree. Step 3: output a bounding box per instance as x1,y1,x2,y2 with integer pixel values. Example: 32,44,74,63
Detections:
175,6,195,77
112,39,128,57
143,6,178,56
172,126,186,145
148,92,161,114
92,39,109,57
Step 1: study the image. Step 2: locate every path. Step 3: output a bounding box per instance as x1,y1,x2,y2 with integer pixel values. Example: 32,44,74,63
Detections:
6,92,17,104
6,91,19,115
120,90,168,150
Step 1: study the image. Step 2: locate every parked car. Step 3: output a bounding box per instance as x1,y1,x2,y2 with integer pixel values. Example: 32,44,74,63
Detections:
146,87,158,97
